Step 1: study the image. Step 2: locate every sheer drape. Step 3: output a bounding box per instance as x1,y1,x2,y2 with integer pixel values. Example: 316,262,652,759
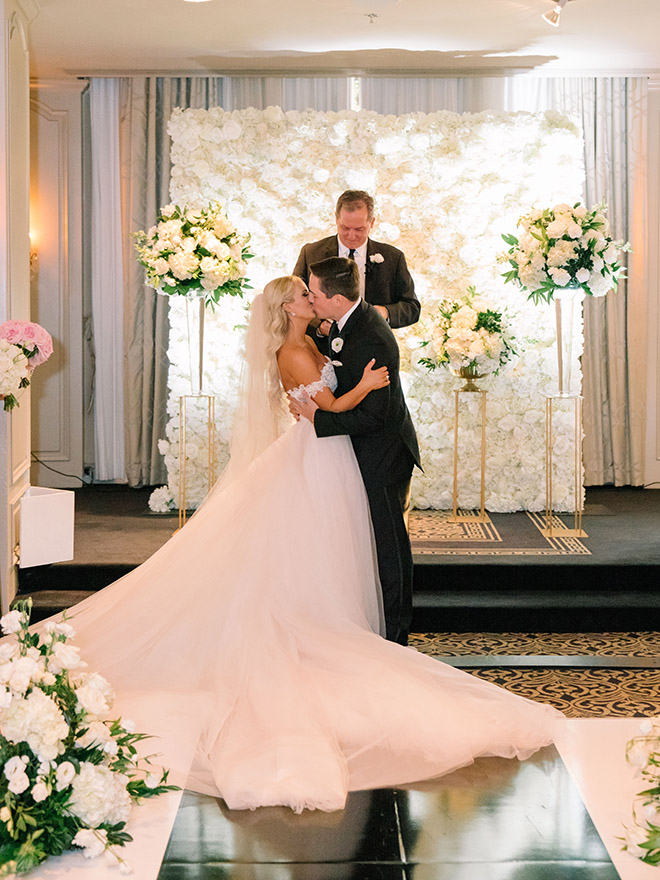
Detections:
90,79,126,481
117,77,225,486
104,76,351,486
501,78,647,485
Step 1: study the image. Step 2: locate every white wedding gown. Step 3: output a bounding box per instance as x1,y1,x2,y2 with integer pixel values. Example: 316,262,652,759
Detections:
35,361,563,813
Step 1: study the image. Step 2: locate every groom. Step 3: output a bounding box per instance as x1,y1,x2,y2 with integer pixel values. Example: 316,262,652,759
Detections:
292,257,421,646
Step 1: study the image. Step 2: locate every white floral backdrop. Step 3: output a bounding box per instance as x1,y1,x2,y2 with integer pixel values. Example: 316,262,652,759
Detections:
151,106,585,513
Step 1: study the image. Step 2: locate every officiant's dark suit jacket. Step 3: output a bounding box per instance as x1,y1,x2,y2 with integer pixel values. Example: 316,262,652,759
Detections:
314,300,421,644
293,236,420,329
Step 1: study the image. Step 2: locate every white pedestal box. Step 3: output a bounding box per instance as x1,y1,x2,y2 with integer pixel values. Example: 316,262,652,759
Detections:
19,487,75,568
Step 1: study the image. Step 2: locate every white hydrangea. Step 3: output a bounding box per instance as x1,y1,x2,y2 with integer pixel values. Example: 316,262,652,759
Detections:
68,763,131,828
1,688,69,762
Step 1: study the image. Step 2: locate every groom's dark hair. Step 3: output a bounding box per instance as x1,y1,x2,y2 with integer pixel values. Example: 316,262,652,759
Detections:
310,257,360,302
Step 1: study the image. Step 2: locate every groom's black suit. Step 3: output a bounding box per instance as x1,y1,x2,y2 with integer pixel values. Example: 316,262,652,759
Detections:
313,300,421,645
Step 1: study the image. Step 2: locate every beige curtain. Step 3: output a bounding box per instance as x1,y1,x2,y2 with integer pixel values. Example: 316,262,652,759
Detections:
501,77,648,485
115,75,352,486
117,77,225,486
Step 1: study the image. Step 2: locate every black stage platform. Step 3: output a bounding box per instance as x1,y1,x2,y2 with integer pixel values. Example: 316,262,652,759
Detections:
16,485,660,631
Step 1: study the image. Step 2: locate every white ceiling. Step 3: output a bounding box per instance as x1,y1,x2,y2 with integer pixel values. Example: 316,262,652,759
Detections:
27,0,660,80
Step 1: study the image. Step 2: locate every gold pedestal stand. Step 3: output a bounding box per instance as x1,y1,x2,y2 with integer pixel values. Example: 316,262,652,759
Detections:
541,394,587,538
178,394,216,530
450,387,490,524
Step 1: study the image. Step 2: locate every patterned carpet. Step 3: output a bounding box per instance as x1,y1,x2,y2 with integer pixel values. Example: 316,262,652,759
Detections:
411,632,660,718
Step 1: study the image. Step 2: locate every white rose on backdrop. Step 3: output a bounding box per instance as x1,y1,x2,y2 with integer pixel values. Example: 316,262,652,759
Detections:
576,268,590,283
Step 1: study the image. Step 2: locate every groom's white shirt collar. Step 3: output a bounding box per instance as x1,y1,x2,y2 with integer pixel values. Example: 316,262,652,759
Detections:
336,299,361,332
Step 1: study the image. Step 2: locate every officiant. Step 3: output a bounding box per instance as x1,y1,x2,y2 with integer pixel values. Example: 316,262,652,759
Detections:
293,190,421,338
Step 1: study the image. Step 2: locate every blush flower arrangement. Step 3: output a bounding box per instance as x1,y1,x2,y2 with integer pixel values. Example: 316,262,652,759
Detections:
500,202,629,304
419,287,516,377
0,322,53,411
0,601,177,876
134,202,253,306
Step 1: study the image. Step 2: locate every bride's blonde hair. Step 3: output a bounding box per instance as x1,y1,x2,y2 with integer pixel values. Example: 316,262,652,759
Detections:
261,275,304,410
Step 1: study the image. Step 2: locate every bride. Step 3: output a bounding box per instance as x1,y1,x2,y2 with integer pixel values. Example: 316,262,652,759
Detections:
26,275,563,814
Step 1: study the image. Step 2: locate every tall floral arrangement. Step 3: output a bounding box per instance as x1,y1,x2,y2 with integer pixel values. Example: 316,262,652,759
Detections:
0,322,53,411
622,718,660,865
134,202,253,306
0,602,176,876
419,287,516,377
500,202,629,304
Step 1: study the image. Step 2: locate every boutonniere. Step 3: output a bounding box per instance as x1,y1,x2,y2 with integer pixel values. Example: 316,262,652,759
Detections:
331,338,344,353
369,254,384,264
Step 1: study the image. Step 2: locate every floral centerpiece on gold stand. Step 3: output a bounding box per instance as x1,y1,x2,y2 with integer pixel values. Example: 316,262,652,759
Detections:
419,286,516,390
134,202,253,393
500,202,629,396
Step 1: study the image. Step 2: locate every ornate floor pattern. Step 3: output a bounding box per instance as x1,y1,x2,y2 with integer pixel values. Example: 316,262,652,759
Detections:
410,632,660,718
408,509,591,555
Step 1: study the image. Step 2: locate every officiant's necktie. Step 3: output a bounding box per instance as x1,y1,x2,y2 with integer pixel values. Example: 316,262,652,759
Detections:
348,248,356,261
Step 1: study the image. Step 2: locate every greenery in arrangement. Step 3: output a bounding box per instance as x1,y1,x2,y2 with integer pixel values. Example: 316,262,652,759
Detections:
500,202,629,304
622,719,660,866
419,286,516,377
134,202,253,306
0,601,177,876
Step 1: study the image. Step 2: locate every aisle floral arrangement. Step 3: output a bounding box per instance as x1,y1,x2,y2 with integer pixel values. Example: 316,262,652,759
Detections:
500,202,629,304
622,719,660,865
419,287,516,377
134,202,253,306
0,322,53,411
0,601,177,876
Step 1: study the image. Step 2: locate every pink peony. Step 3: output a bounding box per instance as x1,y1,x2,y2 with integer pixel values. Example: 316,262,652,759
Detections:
0,321,53,367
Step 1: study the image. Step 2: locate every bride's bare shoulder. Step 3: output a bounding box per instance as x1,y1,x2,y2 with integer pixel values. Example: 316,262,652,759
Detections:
277,339,324,387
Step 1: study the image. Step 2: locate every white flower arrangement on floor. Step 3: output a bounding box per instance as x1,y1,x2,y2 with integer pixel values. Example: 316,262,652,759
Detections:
0,322,53,412
419,287,516,378
0,601,177,876
500,202,629,304
622,718,660,865
134,202,253,306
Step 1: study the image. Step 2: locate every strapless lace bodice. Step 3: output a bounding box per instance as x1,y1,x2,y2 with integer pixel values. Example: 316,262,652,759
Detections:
288,358,338,402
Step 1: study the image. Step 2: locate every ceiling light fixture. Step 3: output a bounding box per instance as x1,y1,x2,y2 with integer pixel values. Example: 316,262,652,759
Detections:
183,0,213,4
365,12,379,24
541,0,572,27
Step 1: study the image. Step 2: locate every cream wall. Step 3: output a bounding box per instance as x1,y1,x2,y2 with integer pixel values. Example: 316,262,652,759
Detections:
29,80,86,489
0,0,36,611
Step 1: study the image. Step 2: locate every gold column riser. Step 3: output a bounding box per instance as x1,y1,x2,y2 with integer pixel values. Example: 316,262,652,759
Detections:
177,394,217,532
450,388,491,525
542,395,587,539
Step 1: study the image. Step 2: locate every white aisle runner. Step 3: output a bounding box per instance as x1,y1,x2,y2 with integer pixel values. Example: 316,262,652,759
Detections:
27,789,183,879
